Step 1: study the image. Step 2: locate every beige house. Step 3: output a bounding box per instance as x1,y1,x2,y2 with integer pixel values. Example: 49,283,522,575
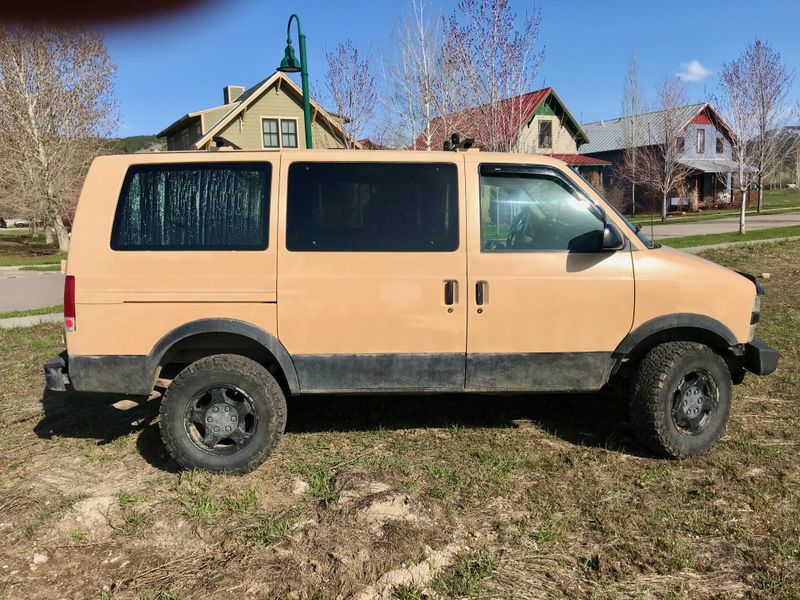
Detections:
158,71,358,150
415,87,610,185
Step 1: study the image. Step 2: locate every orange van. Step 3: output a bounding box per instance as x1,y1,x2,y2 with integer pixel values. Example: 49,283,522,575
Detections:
44,149,778,473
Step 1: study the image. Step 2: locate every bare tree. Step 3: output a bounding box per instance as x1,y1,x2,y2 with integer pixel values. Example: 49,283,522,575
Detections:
716,40,792,233
324,39,376,149
380,0,442,149
747,40,793,213
619,51,646,215
442,0,544,152
0,26,116,251
796,137,800,188
640,77,692,222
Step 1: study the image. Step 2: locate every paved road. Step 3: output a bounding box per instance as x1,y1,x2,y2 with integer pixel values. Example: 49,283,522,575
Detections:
0,270,64,312
642,211,800,240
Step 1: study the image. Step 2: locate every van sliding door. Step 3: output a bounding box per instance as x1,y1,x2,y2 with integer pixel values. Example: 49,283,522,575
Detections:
277,157,468,393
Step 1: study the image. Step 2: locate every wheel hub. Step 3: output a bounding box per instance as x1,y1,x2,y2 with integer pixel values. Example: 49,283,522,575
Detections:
183,385,258,455
205,403,239,436
672,369,718,436
681,387,705,417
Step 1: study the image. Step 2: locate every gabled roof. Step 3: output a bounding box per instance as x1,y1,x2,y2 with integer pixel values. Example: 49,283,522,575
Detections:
156,102,235,138
580,103,734,155
415,87,589,151
158,71,361,149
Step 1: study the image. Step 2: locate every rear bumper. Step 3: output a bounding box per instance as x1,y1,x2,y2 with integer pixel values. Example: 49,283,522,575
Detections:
44,352,69,392
744,339,779,376
44,352,153,395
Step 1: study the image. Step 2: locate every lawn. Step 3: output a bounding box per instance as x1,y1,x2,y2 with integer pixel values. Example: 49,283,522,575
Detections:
662,224,800,249
626,188,800,227
0,241,797,598
0,305,63,320
0,231,62,267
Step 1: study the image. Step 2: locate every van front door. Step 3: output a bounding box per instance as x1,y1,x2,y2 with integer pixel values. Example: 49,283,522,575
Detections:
277,157,467,393
465,161,635,391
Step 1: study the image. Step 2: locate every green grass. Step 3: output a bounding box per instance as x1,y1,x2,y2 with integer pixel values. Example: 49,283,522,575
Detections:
0,227,33,237
626,189,800,226
0,305,62,320
19,263,61,271
0,251,63,267
117,490,144,508
224,488,260,513
249,510,301,545
432,550,499,597
661,224,800,249
0,229,63,266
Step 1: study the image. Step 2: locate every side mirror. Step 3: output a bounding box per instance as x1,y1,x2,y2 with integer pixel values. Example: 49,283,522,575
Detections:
602,222,625,251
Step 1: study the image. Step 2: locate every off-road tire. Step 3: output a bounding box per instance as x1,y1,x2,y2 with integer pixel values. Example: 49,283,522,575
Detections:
159,354,287,474
630,342,732,458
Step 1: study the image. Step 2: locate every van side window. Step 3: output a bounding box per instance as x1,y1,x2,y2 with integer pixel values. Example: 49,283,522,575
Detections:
286,162,458,252
480,165,604,252
111,163,270,251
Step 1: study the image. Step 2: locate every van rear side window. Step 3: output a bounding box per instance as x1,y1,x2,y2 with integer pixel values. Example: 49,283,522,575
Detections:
286,162,458,252
111,162,270,251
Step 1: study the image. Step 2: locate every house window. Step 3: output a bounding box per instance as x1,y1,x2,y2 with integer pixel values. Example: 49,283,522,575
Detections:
696,129,705,154
281,119,298,148
676,136,685,153
716,137,724,154
262,118,279,148
538,120,552,149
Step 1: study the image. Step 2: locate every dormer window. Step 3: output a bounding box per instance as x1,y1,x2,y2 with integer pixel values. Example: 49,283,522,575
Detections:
676,136,685,153
696,129,705,154
716,137,724,154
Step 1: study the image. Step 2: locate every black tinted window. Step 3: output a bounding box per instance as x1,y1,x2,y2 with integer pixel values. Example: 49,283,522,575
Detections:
112,162,270,250
286,162,458,252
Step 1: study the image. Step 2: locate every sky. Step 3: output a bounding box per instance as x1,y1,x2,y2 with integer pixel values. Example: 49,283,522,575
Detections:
102,0,800,137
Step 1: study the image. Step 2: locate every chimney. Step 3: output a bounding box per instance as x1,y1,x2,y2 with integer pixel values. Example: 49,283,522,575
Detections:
223,85,245,104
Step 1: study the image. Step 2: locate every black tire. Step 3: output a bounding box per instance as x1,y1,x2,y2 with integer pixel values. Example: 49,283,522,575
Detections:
630,342,732,458
159,354,287,474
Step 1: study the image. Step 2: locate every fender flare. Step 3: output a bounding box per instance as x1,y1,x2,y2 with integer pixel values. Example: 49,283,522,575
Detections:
614,313,738,358
150,318,300,394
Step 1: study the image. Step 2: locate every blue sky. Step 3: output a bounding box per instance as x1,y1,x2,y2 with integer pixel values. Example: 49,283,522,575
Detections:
104,0,800,137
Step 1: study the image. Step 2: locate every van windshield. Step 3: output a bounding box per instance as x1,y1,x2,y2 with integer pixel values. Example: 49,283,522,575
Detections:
571,168,659,249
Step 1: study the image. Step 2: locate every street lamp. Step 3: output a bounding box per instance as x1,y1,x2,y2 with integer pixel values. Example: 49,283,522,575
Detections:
277,14,313,149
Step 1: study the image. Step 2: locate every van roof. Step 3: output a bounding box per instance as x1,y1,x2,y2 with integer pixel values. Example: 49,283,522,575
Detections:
95,148,572,169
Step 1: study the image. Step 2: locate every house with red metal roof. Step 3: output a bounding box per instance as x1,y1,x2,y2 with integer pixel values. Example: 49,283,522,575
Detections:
414,87,610,185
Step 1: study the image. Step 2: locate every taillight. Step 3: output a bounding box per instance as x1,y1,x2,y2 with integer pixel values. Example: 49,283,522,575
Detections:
64,275,76,332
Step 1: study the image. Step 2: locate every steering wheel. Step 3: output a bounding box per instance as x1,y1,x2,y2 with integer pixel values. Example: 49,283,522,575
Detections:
506,208,534,249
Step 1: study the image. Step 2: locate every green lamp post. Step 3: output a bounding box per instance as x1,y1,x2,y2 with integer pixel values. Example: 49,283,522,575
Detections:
277,14,313,149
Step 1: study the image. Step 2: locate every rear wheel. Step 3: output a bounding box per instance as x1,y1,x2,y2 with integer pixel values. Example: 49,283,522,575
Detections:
630,342,732,458
159,354,287,474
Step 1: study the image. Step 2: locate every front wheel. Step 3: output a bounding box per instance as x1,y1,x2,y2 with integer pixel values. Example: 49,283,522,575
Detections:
159,354,287,474
630,342,732,458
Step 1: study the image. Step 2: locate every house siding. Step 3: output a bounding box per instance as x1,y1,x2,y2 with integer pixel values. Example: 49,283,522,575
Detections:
166,118,202,150
517,114,578,154
681,122,732,160
201,105,235,134
212,82,343,150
